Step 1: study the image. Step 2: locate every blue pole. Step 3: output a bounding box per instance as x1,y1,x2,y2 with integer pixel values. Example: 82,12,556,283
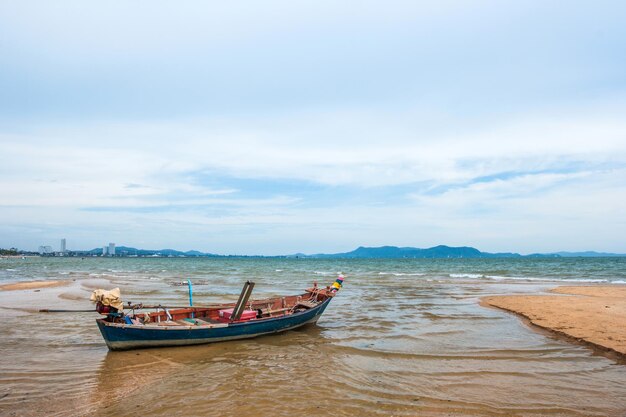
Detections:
187,279,194,318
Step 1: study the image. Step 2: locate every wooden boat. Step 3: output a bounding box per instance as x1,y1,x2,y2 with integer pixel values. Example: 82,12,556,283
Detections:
94,277,343,351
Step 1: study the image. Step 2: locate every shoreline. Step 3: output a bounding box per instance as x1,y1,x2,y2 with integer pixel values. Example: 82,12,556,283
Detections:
482,285,626,359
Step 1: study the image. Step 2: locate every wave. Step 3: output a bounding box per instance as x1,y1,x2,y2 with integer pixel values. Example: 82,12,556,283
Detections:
485,275,611,283
483,275,619,283
446,273,625,284
450,273,483,278
378,272,425,276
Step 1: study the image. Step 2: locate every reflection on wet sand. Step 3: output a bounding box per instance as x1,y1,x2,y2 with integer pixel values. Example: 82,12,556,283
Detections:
89,327,337,417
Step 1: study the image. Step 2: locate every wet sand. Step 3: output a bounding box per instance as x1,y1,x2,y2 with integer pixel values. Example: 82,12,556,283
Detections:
0,280,71,291
3,257,626,417
482,285,626,357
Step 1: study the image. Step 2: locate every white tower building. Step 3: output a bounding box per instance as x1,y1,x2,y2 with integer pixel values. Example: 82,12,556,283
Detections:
108,243,116,256
60,238,66,253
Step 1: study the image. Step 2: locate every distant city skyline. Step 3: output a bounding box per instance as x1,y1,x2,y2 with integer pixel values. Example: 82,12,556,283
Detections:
18,240,626,258
1,2,625,255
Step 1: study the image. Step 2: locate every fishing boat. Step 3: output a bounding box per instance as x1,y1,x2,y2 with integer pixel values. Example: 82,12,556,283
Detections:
92,276,344,350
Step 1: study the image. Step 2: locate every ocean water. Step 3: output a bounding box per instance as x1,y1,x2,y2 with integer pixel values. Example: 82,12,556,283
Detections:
0,256,625,417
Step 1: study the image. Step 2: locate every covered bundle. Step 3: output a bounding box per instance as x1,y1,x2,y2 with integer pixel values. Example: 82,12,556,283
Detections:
90,288,124,312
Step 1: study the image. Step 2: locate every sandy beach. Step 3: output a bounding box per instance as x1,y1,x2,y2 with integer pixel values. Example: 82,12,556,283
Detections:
0,280,71,291
482,285,626,357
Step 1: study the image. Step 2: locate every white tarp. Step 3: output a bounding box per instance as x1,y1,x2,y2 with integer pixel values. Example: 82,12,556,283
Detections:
90,288,124,311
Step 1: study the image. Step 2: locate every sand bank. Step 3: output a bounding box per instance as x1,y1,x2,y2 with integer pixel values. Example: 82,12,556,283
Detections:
0,280,71,291
482,285,626,357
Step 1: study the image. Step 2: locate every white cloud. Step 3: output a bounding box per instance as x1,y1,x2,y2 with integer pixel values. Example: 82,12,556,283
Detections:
1,103,625,253
7,105,623,189
1,1,625,253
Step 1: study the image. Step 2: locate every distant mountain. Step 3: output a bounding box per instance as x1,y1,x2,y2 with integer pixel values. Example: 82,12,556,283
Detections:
69,244,625,258
552,251,626,257
80,246,218,257
184,250,208,256
299,245,523,259
297,245,626,259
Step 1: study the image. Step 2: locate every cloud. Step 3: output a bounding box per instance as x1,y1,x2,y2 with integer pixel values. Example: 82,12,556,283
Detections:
6,105,623,189
2,1,625,121
1,102,624,253
1,1,625,253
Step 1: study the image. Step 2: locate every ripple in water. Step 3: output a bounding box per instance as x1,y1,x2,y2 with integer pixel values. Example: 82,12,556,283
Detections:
0,257,625,416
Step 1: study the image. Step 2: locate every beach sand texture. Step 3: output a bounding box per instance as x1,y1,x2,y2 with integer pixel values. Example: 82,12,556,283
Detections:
0,280,71,291
483,286,626,356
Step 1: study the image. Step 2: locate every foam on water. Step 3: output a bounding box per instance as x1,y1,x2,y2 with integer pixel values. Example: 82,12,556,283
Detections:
450,273,484,278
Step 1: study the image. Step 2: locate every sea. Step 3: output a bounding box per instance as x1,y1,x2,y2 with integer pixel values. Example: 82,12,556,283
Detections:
0,256,625,417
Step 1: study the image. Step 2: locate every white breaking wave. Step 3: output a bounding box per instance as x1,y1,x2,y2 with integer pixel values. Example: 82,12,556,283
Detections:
449,273,484,279
446,274,622,284
378,272,425,276
484,275,610,283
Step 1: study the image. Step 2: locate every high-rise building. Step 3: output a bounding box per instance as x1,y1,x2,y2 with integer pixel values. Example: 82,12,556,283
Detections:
60,238,66,253
102,246,107,256
108,243,116,256
38,246,53,255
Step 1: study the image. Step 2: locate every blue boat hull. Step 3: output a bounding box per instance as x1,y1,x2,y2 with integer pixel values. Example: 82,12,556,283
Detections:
97,297,332,350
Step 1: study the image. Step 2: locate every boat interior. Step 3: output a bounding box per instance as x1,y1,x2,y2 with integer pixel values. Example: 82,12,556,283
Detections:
101,284,334,327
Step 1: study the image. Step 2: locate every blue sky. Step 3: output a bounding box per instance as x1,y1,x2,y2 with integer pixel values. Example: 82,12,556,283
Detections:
1,1,625,254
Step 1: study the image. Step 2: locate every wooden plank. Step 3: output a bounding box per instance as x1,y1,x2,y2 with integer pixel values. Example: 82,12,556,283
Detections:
231,281,255,321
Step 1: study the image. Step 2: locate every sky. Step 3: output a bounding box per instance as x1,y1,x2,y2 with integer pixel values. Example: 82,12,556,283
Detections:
0,1,625,255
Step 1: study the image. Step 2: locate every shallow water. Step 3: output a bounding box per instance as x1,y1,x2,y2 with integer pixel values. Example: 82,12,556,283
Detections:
1,257,625,416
